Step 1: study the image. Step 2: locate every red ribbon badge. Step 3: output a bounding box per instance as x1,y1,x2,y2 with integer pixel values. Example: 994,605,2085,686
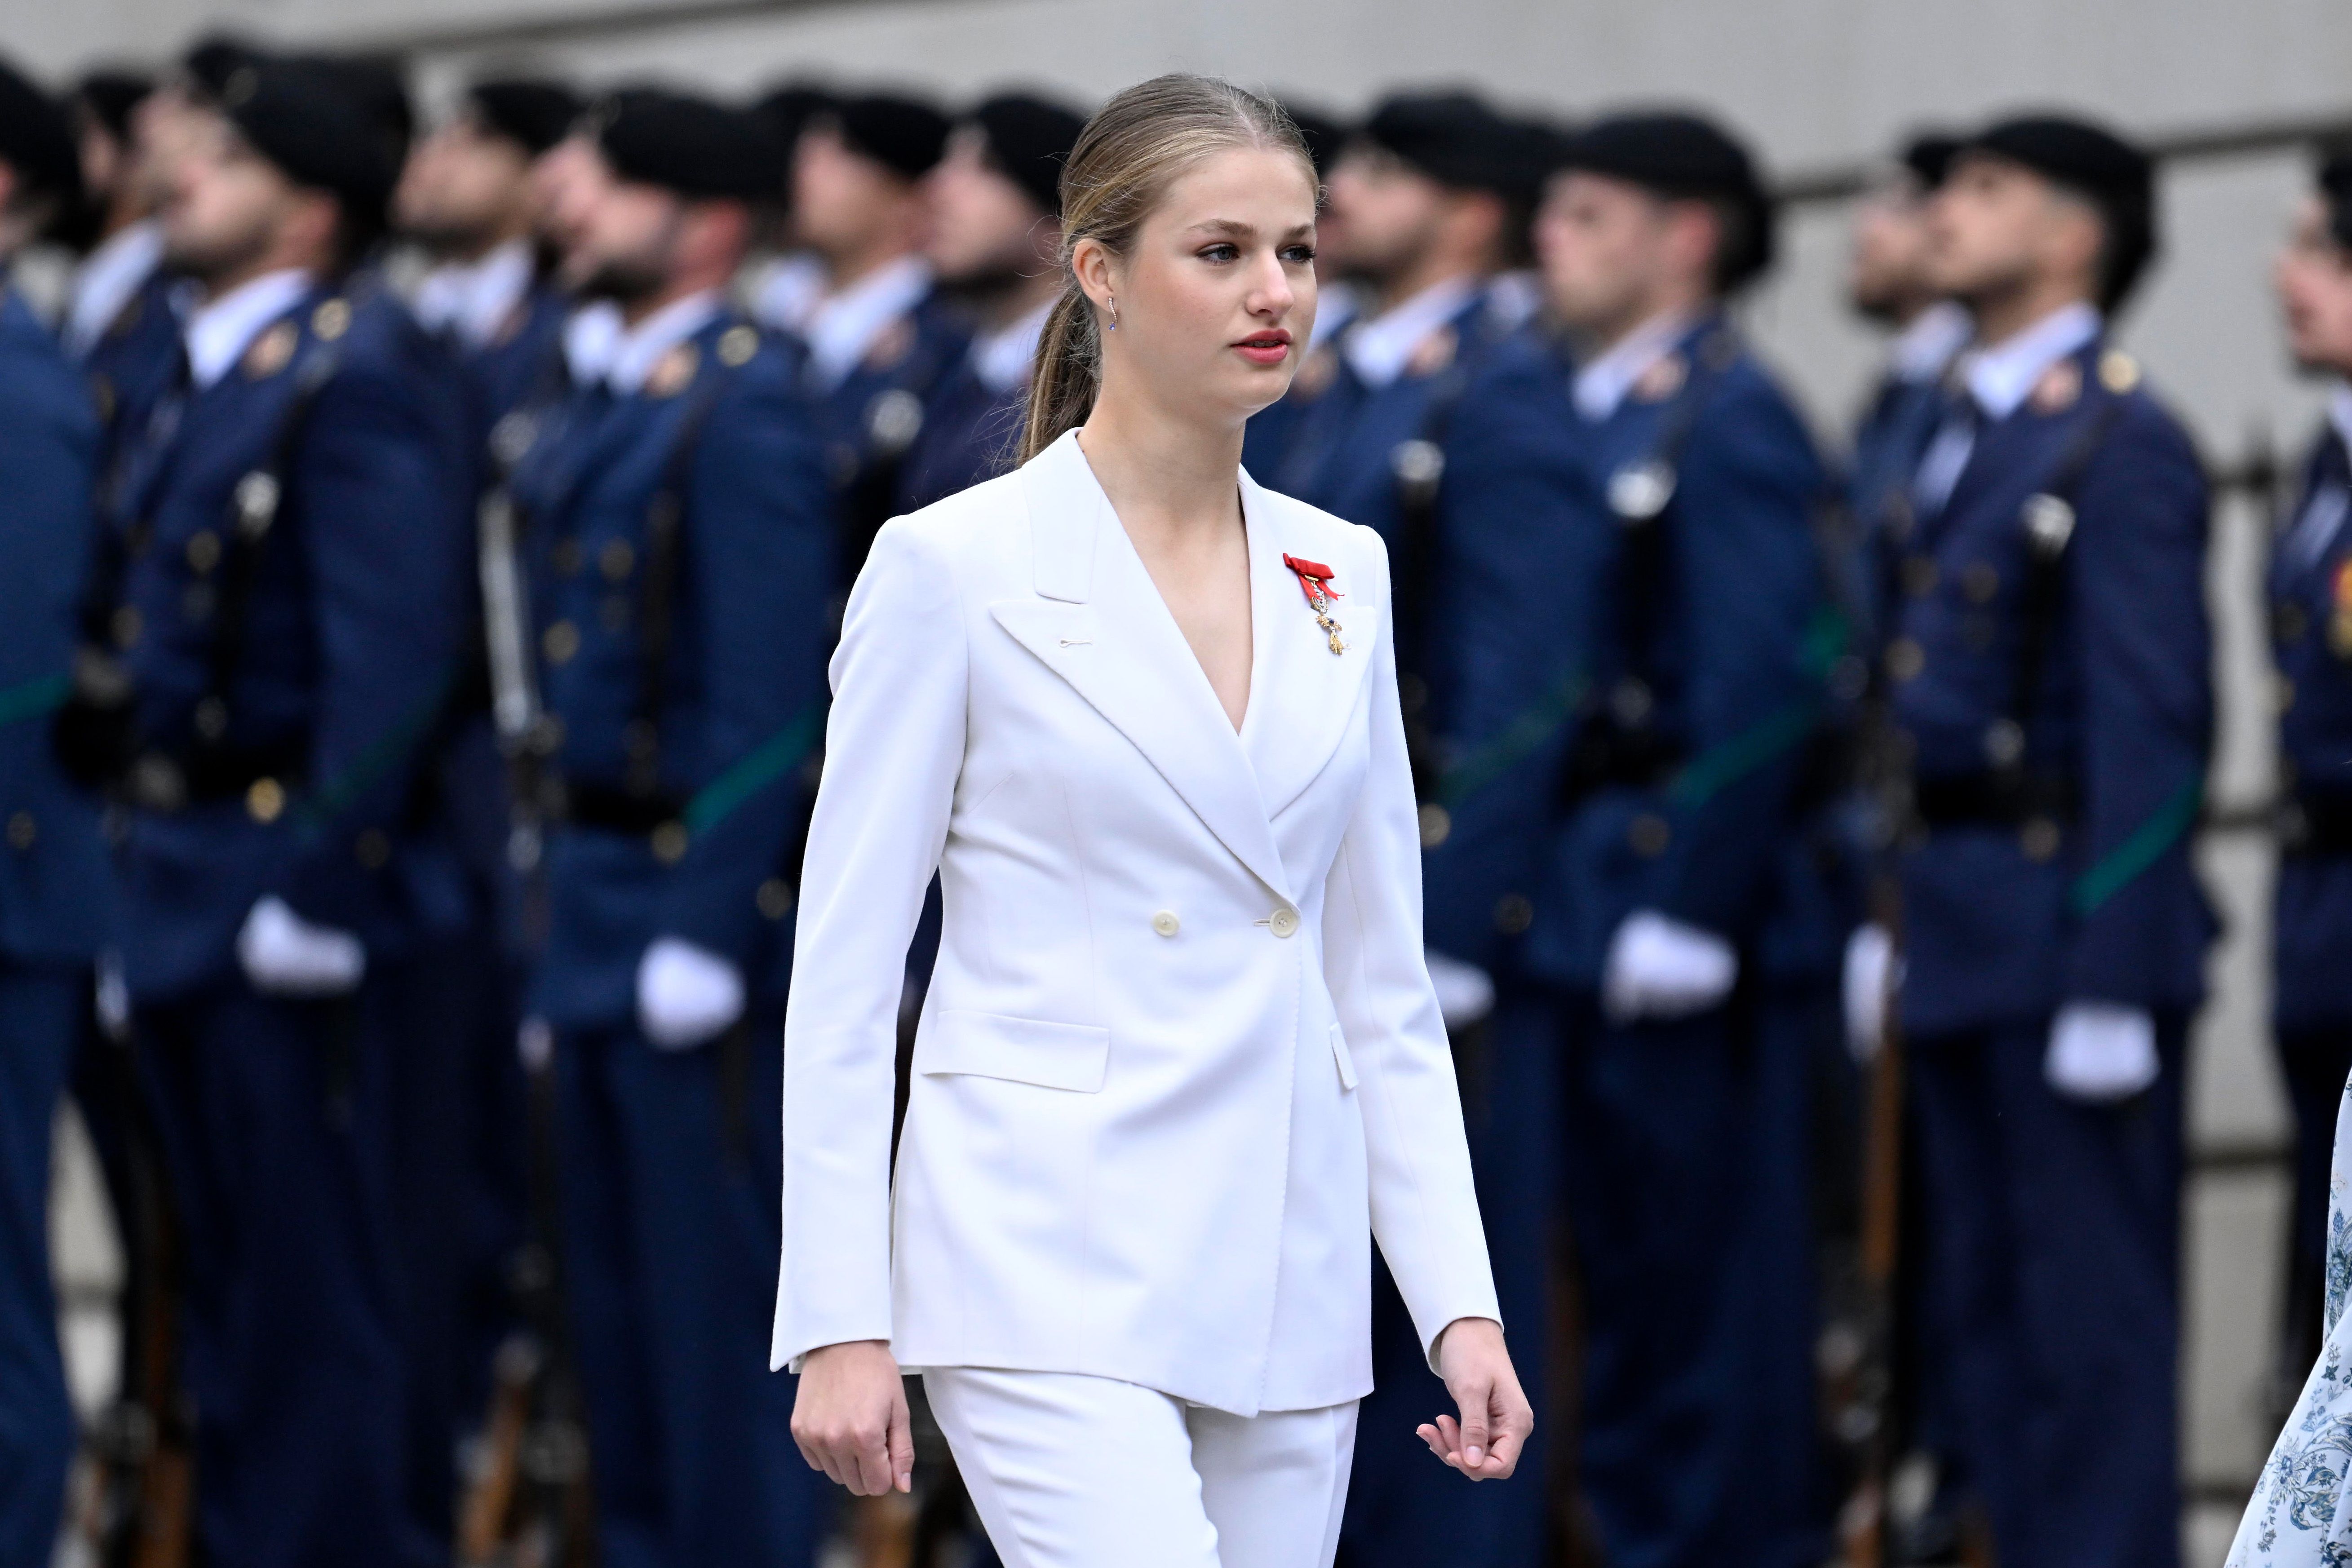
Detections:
1282,554,1347,655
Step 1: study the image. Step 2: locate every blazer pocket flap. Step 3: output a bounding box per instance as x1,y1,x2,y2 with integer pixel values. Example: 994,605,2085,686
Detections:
1329,1022,1358,1091
923,1009,1111,1093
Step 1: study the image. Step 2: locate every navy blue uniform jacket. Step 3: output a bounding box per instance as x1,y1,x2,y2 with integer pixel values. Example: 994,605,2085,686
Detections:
512,315,836,1028
1423,315,1830,989
109,283,474,1000
1885,342,2213,1035
0,292,112,966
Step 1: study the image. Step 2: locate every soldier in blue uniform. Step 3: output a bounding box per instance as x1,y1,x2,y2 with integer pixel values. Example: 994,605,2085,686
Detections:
0,59,109,1568
75,40,260,470
1847,134,1969,602
1419,111,1834,1568
2263,150,2352,1421
781,91,966,580
514,90,838,1568
893,92,1085,513
1847,116,2212,1568
54,57,474,1567
399,78,578,421
385,71,582,1547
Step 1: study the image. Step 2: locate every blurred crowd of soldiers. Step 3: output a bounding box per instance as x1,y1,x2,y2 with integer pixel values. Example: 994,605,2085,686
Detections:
0,30,2344,1568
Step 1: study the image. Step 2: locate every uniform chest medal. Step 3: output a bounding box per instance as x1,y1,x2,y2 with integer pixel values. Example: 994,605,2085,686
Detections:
1282,554,1347,655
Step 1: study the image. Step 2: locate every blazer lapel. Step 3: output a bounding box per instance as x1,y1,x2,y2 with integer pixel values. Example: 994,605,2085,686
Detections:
997,432,1293,900
1239,473,1378,823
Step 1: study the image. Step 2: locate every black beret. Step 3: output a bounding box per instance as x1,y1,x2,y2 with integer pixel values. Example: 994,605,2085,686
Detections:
76,71,152,143
753,82,833,155
1902,132,1962,191
1278,100,1350,178
828,92,951,181
220,58,396,240
293,53,413,167
966,92,1086,215
594,88,780,202
0,55,83,213
1555,110,1775,287
1362,91,1540,200
2317,151,2352,253
467,78,580,157
1962,114,2156,309
182,34,270,104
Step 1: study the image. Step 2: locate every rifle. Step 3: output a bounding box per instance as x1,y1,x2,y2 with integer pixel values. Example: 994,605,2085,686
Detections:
453,400,595,1564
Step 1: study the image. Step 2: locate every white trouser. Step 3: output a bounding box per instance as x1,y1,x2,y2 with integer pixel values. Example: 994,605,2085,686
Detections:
924,1368,1359,1568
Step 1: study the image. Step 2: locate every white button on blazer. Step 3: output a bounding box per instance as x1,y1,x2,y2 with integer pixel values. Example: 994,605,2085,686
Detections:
771,428,1500,1417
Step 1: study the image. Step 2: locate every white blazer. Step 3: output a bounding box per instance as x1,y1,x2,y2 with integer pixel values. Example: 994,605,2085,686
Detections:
771,428,1498,1416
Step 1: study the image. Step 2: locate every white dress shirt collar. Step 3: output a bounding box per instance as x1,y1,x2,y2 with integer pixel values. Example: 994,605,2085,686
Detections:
804,254,932,390
1958,301,2102,420
750,250,828,335
66,219,164,359
184,269,314,388
970,295,1055,396
1305,282,1358,353
1572,308,1697,421
2328,382,2352,456
596,290,723,395
1340,275,1480,390
412,239,535,351
1887,300,1973,385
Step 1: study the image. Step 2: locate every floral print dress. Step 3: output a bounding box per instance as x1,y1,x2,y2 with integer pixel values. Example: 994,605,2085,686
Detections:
2235,1074,2352,1566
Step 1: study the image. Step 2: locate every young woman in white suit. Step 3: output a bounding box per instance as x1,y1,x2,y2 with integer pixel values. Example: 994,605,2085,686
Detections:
773,73,1532,1565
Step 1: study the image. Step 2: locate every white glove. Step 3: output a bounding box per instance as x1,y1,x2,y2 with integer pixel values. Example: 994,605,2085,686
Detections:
1425,951,1497,1032
1601,910,1738,1023
2044,1002,2159,1103
235,895,366,997
1842,924,1902,1063
636,937,745,1050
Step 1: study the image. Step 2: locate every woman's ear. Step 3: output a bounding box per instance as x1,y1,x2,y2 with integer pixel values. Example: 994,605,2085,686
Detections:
1071,235,1116,313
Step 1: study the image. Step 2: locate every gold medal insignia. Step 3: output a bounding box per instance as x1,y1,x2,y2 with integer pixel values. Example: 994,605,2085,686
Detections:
647,342,700,398
2029,359,2082,414
243,321,299,380
1633,352,1687,403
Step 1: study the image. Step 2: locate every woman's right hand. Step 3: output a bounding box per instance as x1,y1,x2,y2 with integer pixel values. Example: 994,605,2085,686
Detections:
791,1340,914,1495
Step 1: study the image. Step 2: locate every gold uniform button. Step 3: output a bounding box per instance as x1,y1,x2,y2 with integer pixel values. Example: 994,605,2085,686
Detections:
1493,894,1535,935
312,298,351,341
6,812,35,850
245,777,285,824
1886,638,1926,682
599,540,636,581
1418,802,1452,848
2020,817,2063,862
1152,910,1181,938
650,821,689,864
111,605,143,650
757,878,794,920
718,325,759,366
1267,907,1300,939
543,620,580,664
1628,813,1672,858
1961,563,2001,603
354,828,391,869
186,530,221,574
2098,350,2140,394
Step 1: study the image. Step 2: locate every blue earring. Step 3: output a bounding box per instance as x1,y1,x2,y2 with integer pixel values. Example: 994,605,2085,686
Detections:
1105,295,1118,331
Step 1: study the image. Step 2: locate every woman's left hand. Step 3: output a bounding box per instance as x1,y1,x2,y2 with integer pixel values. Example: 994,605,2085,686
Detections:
1418,1316,1532,1481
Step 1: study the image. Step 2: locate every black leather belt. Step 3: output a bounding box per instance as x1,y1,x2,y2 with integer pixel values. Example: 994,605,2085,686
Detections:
1910,771,2078,829
560,780,685,836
